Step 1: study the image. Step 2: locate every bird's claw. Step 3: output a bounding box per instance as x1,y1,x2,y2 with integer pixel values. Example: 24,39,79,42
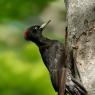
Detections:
66,78,87,95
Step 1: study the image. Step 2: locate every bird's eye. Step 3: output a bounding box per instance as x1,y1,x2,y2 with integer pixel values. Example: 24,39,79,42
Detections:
34,27,38,30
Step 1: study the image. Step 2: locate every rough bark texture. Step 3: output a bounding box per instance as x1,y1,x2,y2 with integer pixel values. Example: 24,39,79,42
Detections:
64,0,95,95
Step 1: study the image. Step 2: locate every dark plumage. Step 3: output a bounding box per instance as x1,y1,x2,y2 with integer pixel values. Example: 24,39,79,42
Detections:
24,21,64,91
24,20,87,95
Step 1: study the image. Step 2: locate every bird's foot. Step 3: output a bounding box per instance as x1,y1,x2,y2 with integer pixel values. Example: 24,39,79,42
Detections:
66,78,87,95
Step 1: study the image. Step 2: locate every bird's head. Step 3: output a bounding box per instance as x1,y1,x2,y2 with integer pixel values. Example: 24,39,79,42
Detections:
24,20,51,42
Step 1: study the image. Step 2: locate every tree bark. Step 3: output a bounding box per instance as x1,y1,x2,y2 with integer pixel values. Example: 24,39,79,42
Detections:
64,0,95,95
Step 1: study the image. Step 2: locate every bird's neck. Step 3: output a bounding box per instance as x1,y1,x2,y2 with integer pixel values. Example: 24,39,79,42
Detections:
34,36,52,47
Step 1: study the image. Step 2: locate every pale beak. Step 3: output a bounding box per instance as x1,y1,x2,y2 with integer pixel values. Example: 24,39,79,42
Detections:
40,20,51,30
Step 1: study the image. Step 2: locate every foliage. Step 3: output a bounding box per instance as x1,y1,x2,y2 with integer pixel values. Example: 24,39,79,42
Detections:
0,0,55,21
0,0,61,95
0,43,57,95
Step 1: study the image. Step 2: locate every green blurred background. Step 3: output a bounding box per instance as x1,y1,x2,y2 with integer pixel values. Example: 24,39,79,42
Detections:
0,0,66,95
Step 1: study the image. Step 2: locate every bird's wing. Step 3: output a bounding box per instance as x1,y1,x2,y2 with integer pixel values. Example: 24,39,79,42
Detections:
40,42,64,91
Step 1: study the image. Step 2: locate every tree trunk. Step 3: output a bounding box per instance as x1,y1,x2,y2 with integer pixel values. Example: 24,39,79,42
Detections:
64,0,95,95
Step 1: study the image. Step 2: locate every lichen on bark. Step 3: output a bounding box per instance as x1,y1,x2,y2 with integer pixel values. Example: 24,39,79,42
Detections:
64,0,95,94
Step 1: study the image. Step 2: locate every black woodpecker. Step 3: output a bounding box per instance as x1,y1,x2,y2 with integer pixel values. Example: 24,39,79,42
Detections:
24,20,87,95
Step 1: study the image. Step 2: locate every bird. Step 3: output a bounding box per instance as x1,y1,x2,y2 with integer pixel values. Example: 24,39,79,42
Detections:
24,20,87,95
